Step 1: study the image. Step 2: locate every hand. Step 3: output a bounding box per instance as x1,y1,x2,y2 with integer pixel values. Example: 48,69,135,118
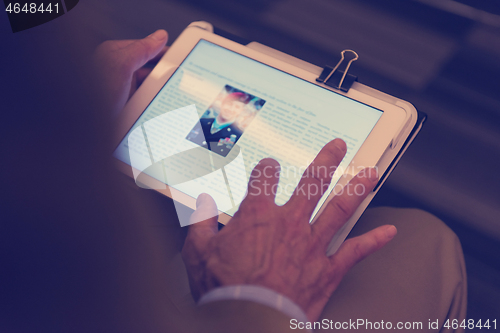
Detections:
182,139,397,321
93,29,169,114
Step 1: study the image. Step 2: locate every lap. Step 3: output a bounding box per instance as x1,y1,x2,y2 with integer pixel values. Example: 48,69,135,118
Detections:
320,207,467,332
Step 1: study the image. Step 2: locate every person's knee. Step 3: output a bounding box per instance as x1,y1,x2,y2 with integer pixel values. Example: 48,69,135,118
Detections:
326,207,467,325
356,207,459,246
353,207,465,277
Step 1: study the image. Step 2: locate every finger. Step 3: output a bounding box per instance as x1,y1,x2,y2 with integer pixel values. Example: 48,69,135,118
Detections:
243,158,280,207
312,167,378,247
185,193,218,250
284,139,346,219
131,47,169,96
189,193,219,230
329,225,397,277
135,67,153,87
182,194,218,301
93,31,168,114
97,40,167,55
121,29,168,75
93,40,135,61
98,40,136,52
148,45,169,64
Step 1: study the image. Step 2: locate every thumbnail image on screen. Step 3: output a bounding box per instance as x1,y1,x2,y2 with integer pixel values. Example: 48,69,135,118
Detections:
185,84,266,157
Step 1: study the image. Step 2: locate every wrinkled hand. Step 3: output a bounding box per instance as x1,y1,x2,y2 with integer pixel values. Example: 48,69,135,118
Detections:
93,29,168,114
182,139,397,321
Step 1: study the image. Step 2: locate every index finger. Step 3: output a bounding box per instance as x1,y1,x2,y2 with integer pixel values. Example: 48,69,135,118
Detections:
284,139,346,220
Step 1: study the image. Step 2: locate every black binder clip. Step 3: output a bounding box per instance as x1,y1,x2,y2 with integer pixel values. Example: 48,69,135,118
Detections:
316,50,359,92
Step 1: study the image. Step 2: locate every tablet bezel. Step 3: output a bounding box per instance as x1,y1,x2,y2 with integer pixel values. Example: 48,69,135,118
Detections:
113,25,414,225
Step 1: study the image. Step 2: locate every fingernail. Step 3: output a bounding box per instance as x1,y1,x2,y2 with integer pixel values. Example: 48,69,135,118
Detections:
386,225,397,239
149,29,167,41
333,138,347,153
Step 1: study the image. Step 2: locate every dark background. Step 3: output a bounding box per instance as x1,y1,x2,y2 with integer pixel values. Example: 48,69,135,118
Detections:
2,0,499,329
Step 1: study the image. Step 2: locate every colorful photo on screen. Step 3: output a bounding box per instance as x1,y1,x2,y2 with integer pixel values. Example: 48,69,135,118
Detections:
186,85,265,157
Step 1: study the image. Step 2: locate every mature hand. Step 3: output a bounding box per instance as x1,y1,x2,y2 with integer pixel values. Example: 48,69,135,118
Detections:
182,139,397,321
93,29,169,114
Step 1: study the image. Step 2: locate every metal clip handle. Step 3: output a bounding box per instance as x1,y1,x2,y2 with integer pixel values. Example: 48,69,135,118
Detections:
322,50,359,89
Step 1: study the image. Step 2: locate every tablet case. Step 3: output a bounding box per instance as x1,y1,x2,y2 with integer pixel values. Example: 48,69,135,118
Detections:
191,22,427,255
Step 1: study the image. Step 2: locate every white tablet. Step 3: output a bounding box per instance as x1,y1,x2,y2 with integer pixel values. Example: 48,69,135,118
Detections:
113,22,420,254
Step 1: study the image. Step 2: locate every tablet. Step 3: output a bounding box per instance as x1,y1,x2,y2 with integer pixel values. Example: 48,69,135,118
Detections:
113,22,420,254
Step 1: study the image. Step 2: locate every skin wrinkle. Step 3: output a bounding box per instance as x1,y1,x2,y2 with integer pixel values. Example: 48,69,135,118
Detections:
331,193,354,221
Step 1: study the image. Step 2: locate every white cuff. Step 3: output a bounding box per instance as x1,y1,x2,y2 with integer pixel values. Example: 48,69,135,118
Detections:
198,285,309,325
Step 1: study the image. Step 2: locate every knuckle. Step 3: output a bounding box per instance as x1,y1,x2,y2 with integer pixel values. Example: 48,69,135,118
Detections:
330,255,347,275
136,39,152,56
351,241,365,261
238,200,262,216
331,197,353,220
288,207,304,222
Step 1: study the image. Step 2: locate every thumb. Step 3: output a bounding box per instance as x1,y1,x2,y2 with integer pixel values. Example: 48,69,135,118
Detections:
330,225,397,277
182,194,218,302
123,29,168,74
186,193,219,245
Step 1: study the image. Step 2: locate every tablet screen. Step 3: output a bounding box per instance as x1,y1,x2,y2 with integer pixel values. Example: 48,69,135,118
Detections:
114,40,382,219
